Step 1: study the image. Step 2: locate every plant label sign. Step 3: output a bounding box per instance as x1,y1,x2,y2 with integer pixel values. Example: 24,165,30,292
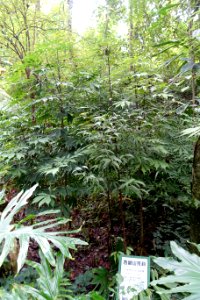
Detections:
118,255,150,300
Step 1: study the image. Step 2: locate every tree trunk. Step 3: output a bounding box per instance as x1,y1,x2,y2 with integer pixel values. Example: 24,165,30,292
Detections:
128,0,134,71
33,0,41,48
104,1,113,106
190,0,200,243
67,0,73,33
191,137,200,243
66,0,77,69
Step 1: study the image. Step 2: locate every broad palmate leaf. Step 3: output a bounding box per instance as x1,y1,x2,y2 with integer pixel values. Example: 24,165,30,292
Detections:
0,185,87,272
151,241,200,299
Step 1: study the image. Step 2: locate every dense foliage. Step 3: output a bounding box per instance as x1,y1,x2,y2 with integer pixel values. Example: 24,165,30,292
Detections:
0,0,200,299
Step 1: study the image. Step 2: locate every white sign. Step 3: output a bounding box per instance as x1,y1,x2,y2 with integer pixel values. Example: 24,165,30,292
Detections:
118,255,150,300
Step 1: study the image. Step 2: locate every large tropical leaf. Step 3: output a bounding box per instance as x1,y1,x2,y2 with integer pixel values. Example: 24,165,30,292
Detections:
0,185,87,272
151,241,200,299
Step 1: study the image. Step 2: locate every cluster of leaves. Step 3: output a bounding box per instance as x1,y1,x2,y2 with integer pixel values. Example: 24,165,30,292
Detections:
151,241,200,300
0,185,89,299
1,0,200,298
1,186,200,300
0,0,194,211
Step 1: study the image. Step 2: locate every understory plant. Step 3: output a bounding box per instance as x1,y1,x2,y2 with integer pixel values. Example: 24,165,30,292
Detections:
1,186,200,300
151,241,200,300
0,185,87,299
0,252,73,300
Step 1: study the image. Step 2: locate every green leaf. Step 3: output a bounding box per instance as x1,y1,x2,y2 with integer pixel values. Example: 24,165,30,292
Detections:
158,3,179,15
151,241,200,299
154,40,181,47
0,186,87,272
17,235,30,272
181,126,200,137
33,193,56,207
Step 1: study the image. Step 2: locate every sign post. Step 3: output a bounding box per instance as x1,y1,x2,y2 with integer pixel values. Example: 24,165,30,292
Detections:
118,255,150,300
